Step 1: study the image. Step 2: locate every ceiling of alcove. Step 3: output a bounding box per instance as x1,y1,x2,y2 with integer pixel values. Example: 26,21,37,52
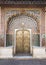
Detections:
7,15,38,34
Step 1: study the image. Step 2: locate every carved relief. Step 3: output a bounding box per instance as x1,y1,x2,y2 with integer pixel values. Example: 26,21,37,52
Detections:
16,30,30,54
5,8,40,46
5,9,40,33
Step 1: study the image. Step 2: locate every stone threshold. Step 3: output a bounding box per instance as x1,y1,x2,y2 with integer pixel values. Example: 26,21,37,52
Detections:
13,56,33,59
0,56,33,60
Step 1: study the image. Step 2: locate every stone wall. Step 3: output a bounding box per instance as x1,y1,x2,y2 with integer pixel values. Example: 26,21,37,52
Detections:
41,7,46,47
0,7,1,34
4,8,40,46
45,7,46,46
0,7,45,47
0,7,4,47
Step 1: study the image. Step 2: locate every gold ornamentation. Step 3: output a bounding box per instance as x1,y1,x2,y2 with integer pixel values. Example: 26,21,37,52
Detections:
16,29,30,53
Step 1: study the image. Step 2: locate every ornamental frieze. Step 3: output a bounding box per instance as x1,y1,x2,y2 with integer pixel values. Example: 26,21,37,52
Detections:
0,0,46,5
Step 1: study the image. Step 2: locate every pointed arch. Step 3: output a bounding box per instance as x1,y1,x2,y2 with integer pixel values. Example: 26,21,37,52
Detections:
6,12,40,33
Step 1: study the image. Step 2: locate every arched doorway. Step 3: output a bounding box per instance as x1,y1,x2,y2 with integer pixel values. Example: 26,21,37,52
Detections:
6,13,40,55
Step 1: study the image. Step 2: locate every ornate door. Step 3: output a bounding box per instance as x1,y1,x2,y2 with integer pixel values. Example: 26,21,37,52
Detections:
24,30,30,53
16,29,30,54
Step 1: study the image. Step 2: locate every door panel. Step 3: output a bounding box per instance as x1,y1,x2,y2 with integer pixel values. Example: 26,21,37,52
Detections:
16,30,30,54
16,30,23,53
24,30,30,53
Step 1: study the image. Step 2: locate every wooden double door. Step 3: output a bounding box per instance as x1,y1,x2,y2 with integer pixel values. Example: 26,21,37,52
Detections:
16,29,30,54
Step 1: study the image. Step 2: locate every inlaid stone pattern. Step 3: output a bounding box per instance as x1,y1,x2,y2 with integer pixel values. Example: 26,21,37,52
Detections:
5,9,40,46
8,15,37,33
5,9,40,22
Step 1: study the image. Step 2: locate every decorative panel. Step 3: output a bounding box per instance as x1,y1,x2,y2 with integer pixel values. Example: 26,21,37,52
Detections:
8,15,38,33
16,29,30,54
5,9,40,46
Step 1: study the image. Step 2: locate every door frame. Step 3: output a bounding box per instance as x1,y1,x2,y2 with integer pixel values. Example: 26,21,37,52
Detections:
13,29,32,55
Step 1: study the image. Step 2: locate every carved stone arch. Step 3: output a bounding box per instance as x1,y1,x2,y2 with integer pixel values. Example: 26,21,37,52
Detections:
6,12,40,33
6,11,40,47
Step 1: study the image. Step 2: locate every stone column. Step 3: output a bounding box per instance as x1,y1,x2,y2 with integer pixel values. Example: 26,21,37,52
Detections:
1,7,5,47
45,7,46,48
40,8,45,47
0,7,4,46
0,7,1,35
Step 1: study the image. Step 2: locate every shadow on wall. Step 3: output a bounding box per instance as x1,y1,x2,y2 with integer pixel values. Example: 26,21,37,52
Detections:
6,34,40,47
32,34,40,46
42,34,46,47
42,38,46,47
0,38,4,47
6,34,13,46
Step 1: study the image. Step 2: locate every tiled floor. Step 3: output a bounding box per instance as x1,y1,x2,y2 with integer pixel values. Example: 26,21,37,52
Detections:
0,59,46,65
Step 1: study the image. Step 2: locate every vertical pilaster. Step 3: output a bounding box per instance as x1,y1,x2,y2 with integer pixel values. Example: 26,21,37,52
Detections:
0,7,4,46
1,7,6,47
45,7,46,47
40,8,45,47
0,7,1,35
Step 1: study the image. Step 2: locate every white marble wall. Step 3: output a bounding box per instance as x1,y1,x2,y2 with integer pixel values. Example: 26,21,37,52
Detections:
33,46,46,58
0,47,13,58
0,46,46,58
